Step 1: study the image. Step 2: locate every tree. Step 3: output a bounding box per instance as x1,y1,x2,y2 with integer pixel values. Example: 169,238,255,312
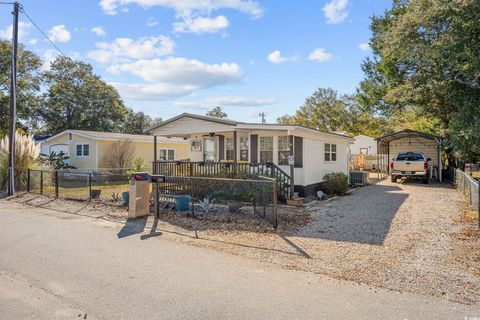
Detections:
41,151,76,170
103,140,135,174
206,106,227,118
277,88,389,136
122,109,152,134
38,56,128,135
358,0,480,162
0,41,42,135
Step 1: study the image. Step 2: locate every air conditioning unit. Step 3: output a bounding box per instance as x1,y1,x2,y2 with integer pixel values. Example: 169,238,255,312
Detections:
349,171,368,186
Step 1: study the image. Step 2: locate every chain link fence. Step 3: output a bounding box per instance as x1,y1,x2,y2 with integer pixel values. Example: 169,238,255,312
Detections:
28,169,130,201
449,167,480,228
153,176,278,228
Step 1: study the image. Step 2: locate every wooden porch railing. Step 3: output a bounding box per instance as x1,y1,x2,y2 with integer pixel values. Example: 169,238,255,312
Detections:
152,161,291,201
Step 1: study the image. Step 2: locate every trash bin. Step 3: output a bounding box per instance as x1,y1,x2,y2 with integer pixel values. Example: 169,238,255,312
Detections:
128,172,150,218
175,195,191,212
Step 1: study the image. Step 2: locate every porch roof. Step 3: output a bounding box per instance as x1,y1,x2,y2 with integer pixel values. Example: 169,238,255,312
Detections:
147,113,353,141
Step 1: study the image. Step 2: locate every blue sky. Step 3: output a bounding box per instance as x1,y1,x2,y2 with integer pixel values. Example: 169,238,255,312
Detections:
0,0,391,123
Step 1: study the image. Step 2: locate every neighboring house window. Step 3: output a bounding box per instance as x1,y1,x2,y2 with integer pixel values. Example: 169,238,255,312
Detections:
226,138,234,160
278,136,291,165
260,136,273,163
76,143,90,157
68,133,72,140
240,137,249,161
360,148,368,155
159,149,175,161
324,143,337,162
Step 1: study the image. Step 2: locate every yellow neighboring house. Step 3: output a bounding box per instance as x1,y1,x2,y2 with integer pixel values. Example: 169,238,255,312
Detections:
39,130,189,172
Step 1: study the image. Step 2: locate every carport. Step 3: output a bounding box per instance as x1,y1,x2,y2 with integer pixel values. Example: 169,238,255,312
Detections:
375,129,444,182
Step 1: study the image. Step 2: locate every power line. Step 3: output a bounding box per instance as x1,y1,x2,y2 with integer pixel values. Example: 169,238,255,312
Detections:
19,5,66,56
0,2,16,5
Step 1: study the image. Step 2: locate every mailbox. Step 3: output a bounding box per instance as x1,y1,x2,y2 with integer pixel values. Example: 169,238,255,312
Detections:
132,172,149,181
150,175,165,183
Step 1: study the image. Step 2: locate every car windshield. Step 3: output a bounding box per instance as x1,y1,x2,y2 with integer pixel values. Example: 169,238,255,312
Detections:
396,153,425,161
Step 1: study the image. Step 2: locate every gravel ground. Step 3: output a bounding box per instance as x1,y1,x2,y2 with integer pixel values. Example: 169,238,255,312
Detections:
158,179,480,305
8,180,480,305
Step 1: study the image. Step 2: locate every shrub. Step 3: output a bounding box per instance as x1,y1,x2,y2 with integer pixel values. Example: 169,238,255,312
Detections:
322,172,348,196
0,131,40,191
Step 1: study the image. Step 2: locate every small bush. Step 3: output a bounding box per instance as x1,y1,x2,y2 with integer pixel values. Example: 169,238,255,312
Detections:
322,172,348,196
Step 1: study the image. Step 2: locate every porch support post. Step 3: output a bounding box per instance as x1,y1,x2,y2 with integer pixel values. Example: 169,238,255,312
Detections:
153,135,157,174
233,131,237,161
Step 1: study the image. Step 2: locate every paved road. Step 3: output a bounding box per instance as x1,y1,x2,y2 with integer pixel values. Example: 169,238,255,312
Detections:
0,200,479,320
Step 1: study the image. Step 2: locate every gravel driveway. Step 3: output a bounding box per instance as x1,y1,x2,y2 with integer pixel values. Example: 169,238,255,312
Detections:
163,178,479,305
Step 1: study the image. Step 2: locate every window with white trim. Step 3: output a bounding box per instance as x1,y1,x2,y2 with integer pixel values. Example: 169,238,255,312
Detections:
226,138,234,160
260,136,273,163
76,143,90,157
278,135,291,165
159,149,175,161
240,137,249,161
324,143,337,162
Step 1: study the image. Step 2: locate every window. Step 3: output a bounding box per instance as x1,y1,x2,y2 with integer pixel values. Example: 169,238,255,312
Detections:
240,137,249,161
324,143,337,162
360,148,368,155
76,144,90,157
278,136,291,165
159,149,175,161
260,136,273,163
68,133,72,140
226,138,235,160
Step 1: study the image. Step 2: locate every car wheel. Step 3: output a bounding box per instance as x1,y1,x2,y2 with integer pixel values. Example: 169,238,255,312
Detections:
422,177,429,184
391,176,397,183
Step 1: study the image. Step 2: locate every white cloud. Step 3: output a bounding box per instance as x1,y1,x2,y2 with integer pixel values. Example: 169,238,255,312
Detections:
308,48,333,62
88,36,174,63
173,15,229,34
267,50,298,64
41,49,60,70
99,0,263,18
48,25,71,43
0,22,32,41
204,96,276,107
91,26,106,37
146,16,159,27
323,0,349,24
359,42,370,51
28,38,38,45
108,57,243,100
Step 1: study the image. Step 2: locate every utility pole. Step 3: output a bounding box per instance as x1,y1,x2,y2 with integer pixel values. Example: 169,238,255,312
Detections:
258,112,266,124
7,2,19,196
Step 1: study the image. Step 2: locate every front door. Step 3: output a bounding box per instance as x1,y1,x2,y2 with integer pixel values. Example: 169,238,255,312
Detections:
203,138,215,161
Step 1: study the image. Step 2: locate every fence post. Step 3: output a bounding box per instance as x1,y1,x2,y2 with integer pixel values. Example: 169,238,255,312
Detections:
54,171,59,198
272,179,278,229
155,181,159,218
478,182,480,229
40,170,43,195
27,169,30,193
88,173,92,200
191,179,195,218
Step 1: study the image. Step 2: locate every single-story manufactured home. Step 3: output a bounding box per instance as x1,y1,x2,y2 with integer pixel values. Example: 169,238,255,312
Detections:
40,130,189,172
146,113,353,196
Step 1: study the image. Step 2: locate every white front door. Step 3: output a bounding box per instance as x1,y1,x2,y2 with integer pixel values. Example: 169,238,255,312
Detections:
203,138,215,161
